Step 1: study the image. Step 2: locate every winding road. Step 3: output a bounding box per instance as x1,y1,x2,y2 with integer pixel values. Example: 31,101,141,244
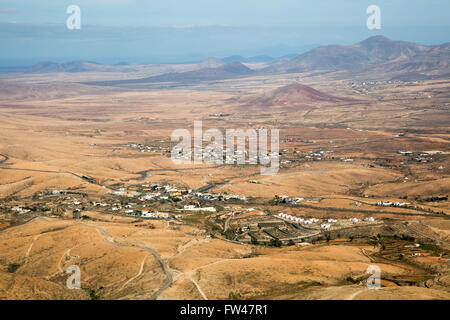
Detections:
77,223,173,300
5,216,173,299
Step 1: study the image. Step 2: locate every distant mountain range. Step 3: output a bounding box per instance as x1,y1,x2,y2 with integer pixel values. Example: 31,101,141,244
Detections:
124,61,255,83
86,62,255,86
265,36,450,80
11,60,138,73
266,36,426,73
4,36,449,83
4,55,276,74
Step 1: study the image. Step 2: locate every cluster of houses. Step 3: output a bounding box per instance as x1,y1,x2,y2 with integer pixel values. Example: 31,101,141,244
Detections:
277,213,321,225
132,211,169,219
276,212,376,230
11,206,31,215
227,215,318,245
111,205,171,220
35,182,253,221
349,80,402,95
112,183,248,205
172,141,281,165
113,184,188,200
179,205,216,212
320,219,339,229
398,150,444,163
279,150,358,164
320,223,331,229
51,190,68,195
55,192,175,220
272,195,304,205
348,217,375,223
280,149,339,162
127,143,168,154
193,192,247,202
113,188,141,197
376,201,407,207
303,151,326,161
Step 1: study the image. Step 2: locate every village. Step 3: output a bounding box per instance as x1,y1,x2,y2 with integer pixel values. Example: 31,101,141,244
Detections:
217,209,380,245
1,134,448,245
1,132,448,249
0,131,448,246
1,177,432,249
123,133,448,177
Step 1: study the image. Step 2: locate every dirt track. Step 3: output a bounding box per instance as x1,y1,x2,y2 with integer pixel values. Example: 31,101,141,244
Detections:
77,223,173,300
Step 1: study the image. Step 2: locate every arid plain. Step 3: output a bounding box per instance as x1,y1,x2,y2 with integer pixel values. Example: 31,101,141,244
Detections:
0,49,449,299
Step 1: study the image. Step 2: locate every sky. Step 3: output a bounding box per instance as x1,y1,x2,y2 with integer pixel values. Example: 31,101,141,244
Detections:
0,0,449,66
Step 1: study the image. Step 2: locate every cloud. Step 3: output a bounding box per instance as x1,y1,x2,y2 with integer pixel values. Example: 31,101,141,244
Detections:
0,8,19,14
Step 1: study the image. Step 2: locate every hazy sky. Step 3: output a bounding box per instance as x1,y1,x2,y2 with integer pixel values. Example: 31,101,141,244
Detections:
1,0,449,66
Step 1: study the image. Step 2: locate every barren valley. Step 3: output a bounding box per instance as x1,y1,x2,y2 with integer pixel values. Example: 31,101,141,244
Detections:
0,36,449,300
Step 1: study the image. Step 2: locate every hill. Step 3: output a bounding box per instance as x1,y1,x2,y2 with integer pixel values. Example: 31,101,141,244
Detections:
222,55,275,63
267,36,429,74
85,62,256,86
5,60,137,73
197,57,225,69
265,36,450,80
241,83,360,110
366,42,450,80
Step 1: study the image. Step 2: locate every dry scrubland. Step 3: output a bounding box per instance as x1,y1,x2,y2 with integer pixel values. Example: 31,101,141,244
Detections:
2,217,448,300
0,67,449,299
